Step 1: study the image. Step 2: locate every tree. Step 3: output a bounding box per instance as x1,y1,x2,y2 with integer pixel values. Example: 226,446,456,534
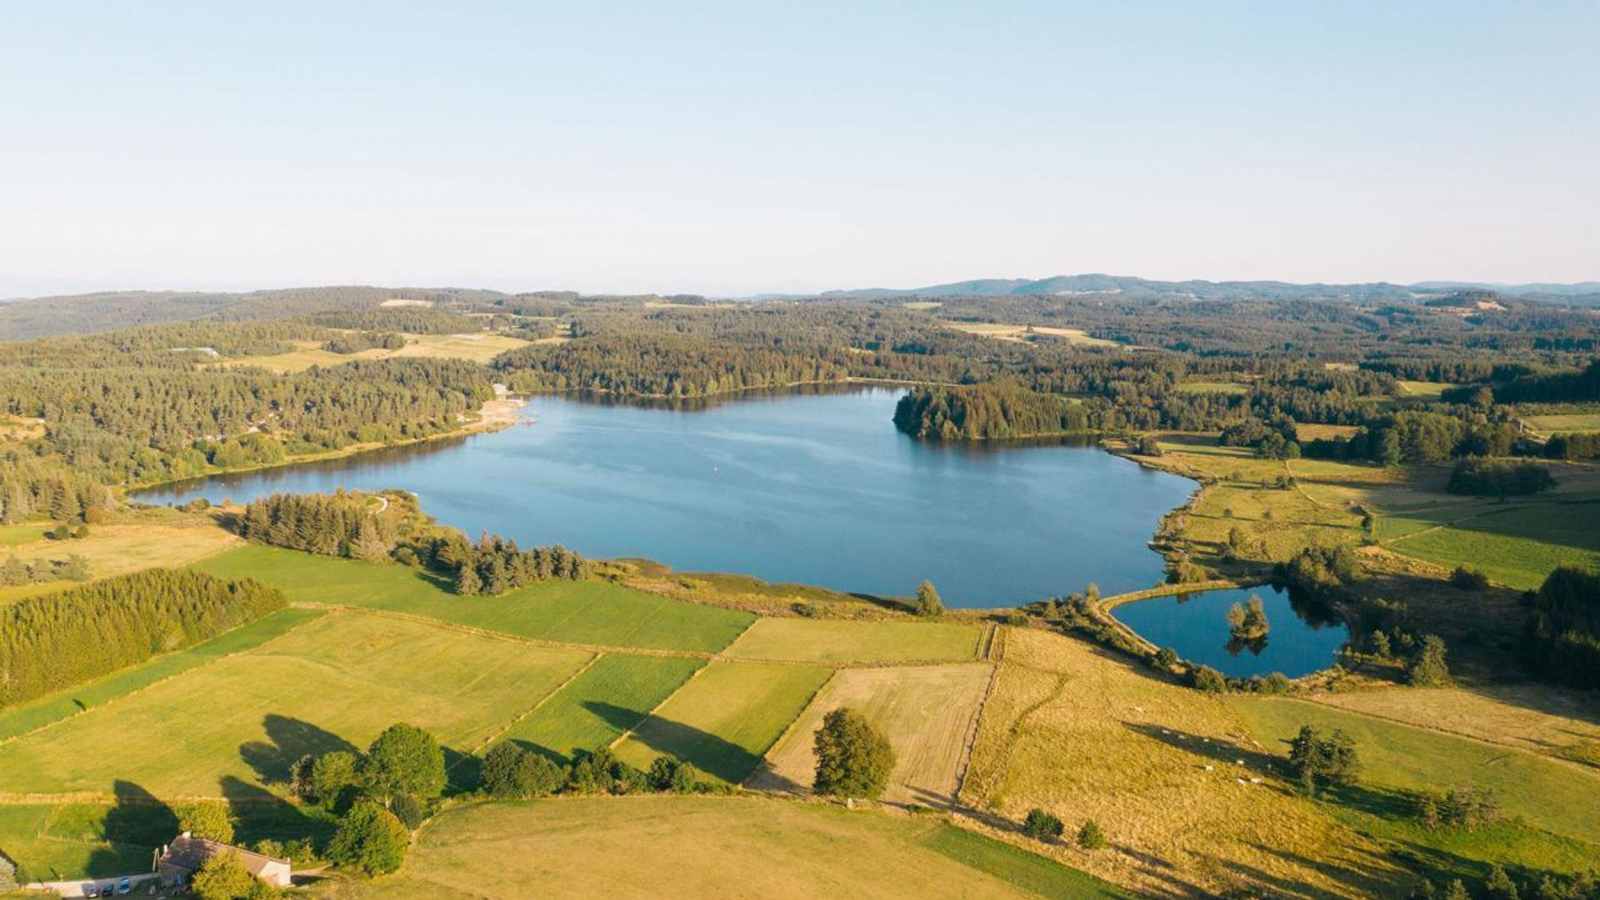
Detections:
362,723,446,801
178,800,236,843
1485,865,1521,900
310,751,361,808
1408,635,1451,687
327,800,410,877
813,708,896,800
190,852,258,900
1288,725,1360,793
914,580,944,618
1077,820,1107,850
1444,880,1470,900
1022,808,1064,841
482,743,566,798
389,794,429,830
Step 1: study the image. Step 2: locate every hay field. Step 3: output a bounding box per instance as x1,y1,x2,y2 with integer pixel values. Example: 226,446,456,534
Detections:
0,513,242,605
750,664,993,805
197,545,755,652
1175,381,1249,395
220,333,530,373
613,662,831,784
1305,684,1600,760
1520,413,1600,436
498,654,704,764
305,796,1130,900
962,627,1392,899
723,617,983,663
0,612,591,797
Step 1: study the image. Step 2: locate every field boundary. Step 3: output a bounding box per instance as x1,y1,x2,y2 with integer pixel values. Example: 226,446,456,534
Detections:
742,668,841,793
460,652,604,761
953,653,1006,805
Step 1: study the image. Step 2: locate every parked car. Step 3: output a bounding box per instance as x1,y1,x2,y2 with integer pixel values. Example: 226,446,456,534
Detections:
118,877,132,894
80,885,98,899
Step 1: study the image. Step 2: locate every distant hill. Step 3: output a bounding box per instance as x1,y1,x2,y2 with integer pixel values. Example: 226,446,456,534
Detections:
0,286,511,341
816,274,1600,307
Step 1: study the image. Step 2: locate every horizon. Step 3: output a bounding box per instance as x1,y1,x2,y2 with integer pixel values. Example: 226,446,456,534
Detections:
3,1,1597,297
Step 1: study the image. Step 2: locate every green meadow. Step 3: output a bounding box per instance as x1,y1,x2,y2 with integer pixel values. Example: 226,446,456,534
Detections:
499,654,704,764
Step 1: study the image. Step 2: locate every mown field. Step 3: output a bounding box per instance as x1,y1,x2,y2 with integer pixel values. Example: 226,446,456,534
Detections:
198,545,755,652
940,321,1119,348
306,797,1133,900
219,333,531,373
1520,412,1600,436
0,612,591,797
613,661,832,784
723,617,984,663
753,664,993,805
498,654,704,764
1380,500,1600,590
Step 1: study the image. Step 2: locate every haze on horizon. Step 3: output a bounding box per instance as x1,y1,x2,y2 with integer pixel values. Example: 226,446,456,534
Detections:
2,1,1596,300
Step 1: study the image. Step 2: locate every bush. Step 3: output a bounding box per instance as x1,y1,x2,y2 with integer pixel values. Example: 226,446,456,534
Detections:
1148,647,1179,670
1451,566,1490,590
1407,635,1452,687
1288,725,1360,793
1077,820,1107,850
1191,665,1228,694
178,800,236,844
389,793,430,830
482,743,567,798
1022,808,1064,841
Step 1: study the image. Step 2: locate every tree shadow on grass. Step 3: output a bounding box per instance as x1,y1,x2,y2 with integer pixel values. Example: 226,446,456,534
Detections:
442,745,482,797
239,714,358,786
1121,721,1285,778
219,776,334,853
579,700,759,784
78,781,177,880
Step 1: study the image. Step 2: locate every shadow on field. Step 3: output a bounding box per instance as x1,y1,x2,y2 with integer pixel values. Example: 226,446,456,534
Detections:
220,776,335,849
577,700,759,784
239,714,358,786
443,745,482,796
81,781,177,880
1122,722,1285,779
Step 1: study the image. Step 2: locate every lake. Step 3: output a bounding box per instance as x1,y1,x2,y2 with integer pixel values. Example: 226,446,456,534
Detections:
138,387,1197,608
1109,585,1351,678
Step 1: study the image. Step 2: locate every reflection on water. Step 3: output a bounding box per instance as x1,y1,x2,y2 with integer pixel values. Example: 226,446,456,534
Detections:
138,388,1196,608
1111,585,1350,678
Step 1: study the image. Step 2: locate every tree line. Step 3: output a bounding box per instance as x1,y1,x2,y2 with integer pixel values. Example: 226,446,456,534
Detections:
1521,566,1600,689
0,568,284,706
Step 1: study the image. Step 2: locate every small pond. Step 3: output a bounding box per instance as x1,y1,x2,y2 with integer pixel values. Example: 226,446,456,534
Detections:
1109,585,1350,678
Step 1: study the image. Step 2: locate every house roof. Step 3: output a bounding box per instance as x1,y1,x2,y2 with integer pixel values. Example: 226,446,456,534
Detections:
158,833,290,877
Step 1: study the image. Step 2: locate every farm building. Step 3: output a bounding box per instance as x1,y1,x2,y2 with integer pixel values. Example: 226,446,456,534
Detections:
157,833,292,889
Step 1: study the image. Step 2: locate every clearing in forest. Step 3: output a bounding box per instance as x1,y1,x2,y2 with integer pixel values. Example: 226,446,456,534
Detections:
0,512,242,606
723,617,983,664
198,545,755,653
940,321,1119,347
750,663,993,805
0,612,591,797
218,333,530,372
612,661,831,784
497,654,704,764
302,796,1132,900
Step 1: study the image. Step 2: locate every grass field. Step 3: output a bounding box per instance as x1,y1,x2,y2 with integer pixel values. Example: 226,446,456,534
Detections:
964,627,1390,899
613,662,832,784
0,612,591,797
221,333,530,373
197,545,754,653
306,797,1131,900
498,654,704,764
0,512,241,604
1397,381,1455,399
1383,501,1600,589
1175,381,1249,395
723,617,983,664
0,608,325,743
752,664,993,805
1520,413,1600,436
1231,697,1600,846
0,804,158,883
1304,684,1600,761
941,321,1120,348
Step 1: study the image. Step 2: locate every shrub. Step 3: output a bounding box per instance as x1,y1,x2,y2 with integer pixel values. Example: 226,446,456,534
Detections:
1077,820,1107,850
178,800,236,844
389,794,430,830
1191,665,1228,694
1451,566,1490,591
1149,647,1179,670
1021,808,1064,841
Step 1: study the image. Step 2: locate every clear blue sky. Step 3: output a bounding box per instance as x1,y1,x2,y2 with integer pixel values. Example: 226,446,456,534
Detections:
2,1,1595,297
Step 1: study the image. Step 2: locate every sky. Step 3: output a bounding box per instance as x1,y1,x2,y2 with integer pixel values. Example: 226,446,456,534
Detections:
1,1,1596,299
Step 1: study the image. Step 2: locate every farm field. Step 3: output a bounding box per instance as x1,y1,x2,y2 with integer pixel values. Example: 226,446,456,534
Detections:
1231,697,1600,847
1175,381,1249,395
613,661,832,785
219,333,530,372
0,512,241,605
306,796,1132,900
1397,380,1455,399
962,627,1391,899
0,612,591,797
752,664,993,805
498,654,704,764
723,617,983,664
940,320,1119,347
1520,413,1600,436
0,804,160,883
197,545,755,652
0,608,324,743
1305,684,1600,761
1382,501,1600,589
